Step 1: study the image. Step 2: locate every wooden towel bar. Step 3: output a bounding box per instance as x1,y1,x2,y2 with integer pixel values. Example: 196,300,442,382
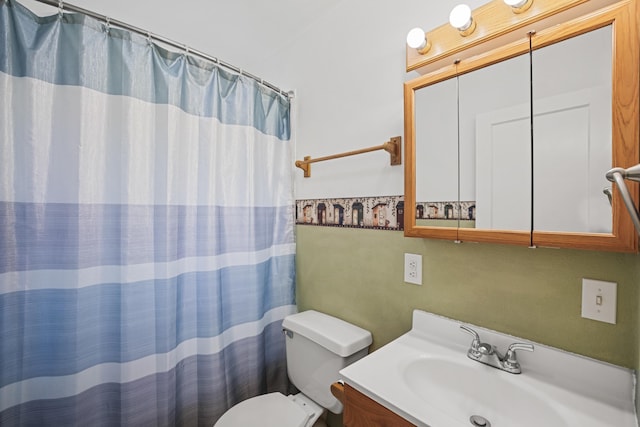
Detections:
295,136,402,178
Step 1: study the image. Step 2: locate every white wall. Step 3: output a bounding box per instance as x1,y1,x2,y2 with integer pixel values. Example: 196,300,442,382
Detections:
263,0,487,200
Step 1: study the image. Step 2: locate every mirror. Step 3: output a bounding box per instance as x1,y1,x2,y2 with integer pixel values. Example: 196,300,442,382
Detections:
532,26,612,234
415,77,458,229
459,52,531,232
405,2,638,251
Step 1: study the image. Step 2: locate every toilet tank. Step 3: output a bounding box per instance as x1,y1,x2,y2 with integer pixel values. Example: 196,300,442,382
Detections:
282,310,372,414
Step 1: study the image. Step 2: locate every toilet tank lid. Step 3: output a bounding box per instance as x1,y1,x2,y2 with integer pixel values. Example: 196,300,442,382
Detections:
282,310,372,357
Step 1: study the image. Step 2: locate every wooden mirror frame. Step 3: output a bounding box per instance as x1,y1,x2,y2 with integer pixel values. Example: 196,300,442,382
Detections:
404,0,639,252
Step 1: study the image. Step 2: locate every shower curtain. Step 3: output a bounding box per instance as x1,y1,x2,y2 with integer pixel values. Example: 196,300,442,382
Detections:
0,1,296,425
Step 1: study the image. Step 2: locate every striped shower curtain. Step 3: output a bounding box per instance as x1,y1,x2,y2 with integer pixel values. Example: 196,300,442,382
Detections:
0,1,296,425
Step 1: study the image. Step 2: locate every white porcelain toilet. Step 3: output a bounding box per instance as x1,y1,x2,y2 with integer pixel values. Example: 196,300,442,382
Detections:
214,310,372,427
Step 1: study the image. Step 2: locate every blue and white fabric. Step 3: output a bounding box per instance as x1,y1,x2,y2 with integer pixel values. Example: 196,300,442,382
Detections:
0,1,296,425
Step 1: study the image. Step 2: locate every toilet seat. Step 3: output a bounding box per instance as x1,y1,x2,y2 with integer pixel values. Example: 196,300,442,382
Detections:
214,392,321,427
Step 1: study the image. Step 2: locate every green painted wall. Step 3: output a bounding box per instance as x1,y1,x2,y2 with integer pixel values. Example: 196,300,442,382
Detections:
637,288,640,415
296,225,640,368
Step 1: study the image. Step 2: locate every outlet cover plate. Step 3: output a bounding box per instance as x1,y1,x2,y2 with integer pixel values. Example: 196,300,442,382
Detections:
581,278,617,324
404,253,422,285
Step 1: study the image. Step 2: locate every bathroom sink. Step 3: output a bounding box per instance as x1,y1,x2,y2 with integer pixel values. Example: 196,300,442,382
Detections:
402,357,566,426
339,310,636,427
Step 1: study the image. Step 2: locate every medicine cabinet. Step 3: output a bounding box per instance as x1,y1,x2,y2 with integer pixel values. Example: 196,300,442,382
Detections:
404,0,639,252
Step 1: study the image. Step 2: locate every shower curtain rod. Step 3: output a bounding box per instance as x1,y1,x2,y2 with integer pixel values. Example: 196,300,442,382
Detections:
34,0,293,99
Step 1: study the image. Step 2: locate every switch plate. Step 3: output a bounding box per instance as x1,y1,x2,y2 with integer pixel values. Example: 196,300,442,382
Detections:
581,278,617,324
404,253,422,285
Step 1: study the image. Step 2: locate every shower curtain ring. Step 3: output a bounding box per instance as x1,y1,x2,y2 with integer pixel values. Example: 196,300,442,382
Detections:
104,17,111,33
57,0,64,18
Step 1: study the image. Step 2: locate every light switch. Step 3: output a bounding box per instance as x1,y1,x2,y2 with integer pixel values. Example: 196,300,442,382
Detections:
581,278,617,324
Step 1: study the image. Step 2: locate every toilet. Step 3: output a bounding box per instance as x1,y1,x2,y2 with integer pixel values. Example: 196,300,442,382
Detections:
214,310,372,427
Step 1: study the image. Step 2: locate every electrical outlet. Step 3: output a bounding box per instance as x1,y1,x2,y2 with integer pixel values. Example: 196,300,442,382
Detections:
581,278,617,324
404,253,422,285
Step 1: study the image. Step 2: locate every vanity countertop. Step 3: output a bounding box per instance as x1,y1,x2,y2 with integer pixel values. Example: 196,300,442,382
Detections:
340,310,637,427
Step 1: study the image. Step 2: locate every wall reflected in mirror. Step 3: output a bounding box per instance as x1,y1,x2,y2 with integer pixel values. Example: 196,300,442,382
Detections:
415,77,459,228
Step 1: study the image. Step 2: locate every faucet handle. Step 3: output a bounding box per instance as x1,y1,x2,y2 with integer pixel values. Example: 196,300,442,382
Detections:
506,342,534,358
502,342,534,373
460,325,482,357
459,325,481,349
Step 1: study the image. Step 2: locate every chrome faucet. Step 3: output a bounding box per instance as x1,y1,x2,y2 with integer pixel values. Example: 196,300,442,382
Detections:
460,325,534,374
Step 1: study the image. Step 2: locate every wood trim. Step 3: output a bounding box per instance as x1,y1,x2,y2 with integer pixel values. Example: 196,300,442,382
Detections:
528,0,624,49
404,79,459,240
530,1,639,252
406,0,627,75
403,81,417,235
330,382,345,405
457,228,531,246
343,384,416,427
407,0,587,73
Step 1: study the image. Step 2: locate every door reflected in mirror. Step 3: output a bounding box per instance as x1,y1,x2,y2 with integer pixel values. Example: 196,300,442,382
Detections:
532,25,612,234
460,52,531,231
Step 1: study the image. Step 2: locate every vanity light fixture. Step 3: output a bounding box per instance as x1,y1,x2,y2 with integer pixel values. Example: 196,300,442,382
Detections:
406,27,431,54
449,4,476,36
504,0,533,13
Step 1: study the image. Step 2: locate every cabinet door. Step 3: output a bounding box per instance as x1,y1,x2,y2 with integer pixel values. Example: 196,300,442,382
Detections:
343,384,415,427
532,25,612,234
529,6,639,251
463,53,531,232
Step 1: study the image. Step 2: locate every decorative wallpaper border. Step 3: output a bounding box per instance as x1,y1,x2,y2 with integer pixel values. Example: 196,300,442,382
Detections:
295,197,478,231
415,201,476,221
296,196,405,230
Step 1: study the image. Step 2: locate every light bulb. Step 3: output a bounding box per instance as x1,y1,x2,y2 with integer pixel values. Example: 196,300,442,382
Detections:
504,0,533,13
406,27,431,54
406,28,427,50
449,4,473,31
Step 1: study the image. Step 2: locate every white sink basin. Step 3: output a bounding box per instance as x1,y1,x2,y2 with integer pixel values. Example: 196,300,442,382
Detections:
403,357,566,426
340,310,637,427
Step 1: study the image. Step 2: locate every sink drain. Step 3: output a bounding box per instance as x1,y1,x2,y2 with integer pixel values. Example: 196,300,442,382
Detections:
469,415,491,427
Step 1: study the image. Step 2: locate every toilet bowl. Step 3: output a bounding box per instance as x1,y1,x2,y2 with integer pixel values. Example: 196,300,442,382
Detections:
215,392,326,427
214,310,372,427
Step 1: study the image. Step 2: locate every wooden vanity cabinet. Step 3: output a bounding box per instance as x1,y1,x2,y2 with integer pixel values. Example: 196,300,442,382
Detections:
341,383,416,427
